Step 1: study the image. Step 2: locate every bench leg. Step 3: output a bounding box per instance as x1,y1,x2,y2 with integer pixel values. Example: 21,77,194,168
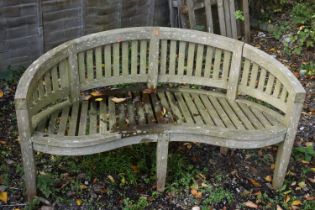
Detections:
21,139,37,201
273,140,293,189
156,134,169,192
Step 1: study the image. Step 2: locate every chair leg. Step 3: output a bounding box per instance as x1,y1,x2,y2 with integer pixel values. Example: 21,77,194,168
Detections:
156,134,169,192
20,139,37,201
272,141,293,189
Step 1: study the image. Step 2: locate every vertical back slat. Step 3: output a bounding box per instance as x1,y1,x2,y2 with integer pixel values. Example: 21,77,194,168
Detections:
169,40,177,75
204,46,214,78
240,59,251,85
213,49,222,79
78,52,86,83
265,74,275,95
113,43,120,76
104,45,112,77
177,41,186,76
131,41,138,75
186,43,195,76
257,68,267,91
44,72,52,95
95,47,103,79
187,0,196,29
273,80,282,98
222,51,231,81
122,42,129,75
140,40,147,74
60,60,69,89
51,66,59,90
86,50,94,80
195,44,204,77
160,40,168,75
249,63,259,88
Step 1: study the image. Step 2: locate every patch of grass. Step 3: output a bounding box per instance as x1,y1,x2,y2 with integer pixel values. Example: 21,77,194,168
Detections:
201,186,234,207
37,174,56,198
167,153,199,191
123,196,149,210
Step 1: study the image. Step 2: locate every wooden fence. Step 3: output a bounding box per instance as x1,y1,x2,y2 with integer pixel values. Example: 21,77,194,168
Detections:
0,0,169,71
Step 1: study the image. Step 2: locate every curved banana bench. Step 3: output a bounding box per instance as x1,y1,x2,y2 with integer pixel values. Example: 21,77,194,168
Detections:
15,27,305,201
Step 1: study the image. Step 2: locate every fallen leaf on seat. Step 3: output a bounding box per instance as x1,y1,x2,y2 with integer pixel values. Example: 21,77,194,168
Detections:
161,107,167,117
95,98,103,102
143,88,156,94
111,97,127,103
0,192,8,203
243,201,258,208
91,90,103,97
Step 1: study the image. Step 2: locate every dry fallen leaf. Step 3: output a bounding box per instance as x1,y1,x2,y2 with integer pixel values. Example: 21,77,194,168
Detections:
107,175,115,183
191,188,202,199
161,107,167,117
79,184,87,190
298,181,306,189
131,164,139,173
0,90,3,98
90,90,103,97
249,178,261,187
308,177,315,183
244,201,258,209
264,175,272,182
285,195,291,203
0,192,8,203
292,200,302,206
305,196,315,201
75,199,82,206
111,97,127,103
311,168,315,173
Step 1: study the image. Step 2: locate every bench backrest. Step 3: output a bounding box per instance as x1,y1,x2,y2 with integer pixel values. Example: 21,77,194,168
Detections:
15,27,305,129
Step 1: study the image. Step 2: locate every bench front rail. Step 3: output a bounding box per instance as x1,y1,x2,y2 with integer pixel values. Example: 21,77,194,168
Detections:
15,27,305,201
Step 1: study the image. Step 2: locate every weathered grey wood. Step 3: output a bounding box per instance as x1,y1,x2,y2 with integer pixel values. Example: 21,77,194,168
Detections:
15,27,306,200
187,0,196,29
68,102,79,136
68,45,81,102
15,106,36,201
78,101,89,135
148,28,160,88
217,0,227,36
229,0,238,39
204,0,214,32
156,134,169,192
273,99,304,189
242,0,250,42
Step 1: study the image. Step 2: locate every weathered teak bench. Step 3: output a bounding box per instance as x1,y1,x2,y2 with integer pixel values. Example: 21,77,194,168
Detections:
15,27,305,201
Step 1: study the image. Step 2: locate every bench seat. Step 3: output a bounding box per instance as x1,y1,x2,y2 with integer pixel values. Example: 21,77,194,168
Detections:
32,88,286,155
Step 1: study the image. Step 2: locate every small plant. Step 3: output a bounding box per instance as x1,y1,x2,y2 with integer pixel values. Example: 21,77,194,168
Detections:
37,174,55,198
301,62,315,76
123,196,149,210
202,186,234,206
235,10,245,21
293,146,315,162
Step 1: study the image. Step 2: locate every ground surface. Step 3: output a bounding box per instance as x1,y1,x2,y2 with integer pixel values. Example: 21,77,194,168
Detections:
0,30,314,210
